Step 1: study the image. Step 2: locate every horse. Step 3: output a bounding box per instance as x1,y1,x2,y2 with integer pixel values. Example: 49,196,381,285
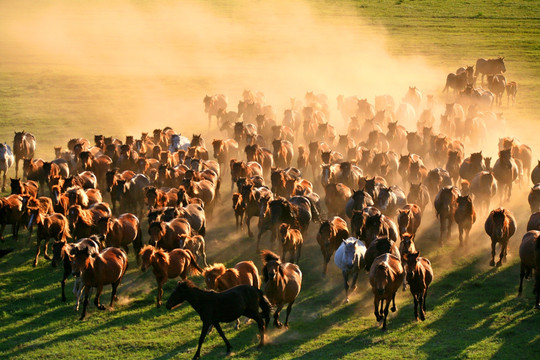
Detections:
178,234,208,267
334,237,366,303
529,184,540,213
296,145,309,174
470,171,498,214
166,280,270,359
261,250,302,328
0,195,25,241
317,217,349,275
459,152,485,182
13,131,36,178
443,71,469,94
485,208,516,267
24,196,54,240
203,94,228,127
404,86,422,111
397,204,422,239
10,178,38,198
407,183,430,212
96,213,142,264
434,186,460,245
202,261,260,296
278,223,303,263
272,139,294,169
493,149,519,201
345,189,374,219
425,168,452,199
364,235,401,271
0,143,14,191
71,246,128,320
403,251,433,321
499,137,533,183
148,218,191,252
239,183,272,238
325,183,352,218
532,161,540,184
52,237,101,309
374,185,407,217
140,245,202,307
68,203,111,240
506,81,518,106
231,192,245,230
369,253,404,330
475,57,506,85
32,212,70,267
454,195,476,246
518,231,539,301
212,139,238,176
445,150,462,185
487,74,507,106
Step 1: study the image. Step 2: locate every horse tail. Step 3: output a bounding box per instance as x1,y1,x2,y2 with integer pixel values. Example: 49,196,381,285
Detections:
257,289,272,327
186,249,203,275
61,216,72,241
134,223,143,262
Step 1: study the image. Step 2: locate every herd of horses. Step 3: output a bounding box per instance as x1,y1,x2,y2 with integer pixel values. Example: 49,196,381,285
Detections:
1,56,539,359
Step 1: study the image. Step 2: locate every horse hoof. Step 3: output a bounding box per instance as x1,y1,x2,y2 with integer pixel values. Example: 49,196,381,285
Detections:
343,298,350,304
496,262,502,267
44,254,51,260
32,262,37,268
391,306,397,313
97,305,106,310
489,260,495,267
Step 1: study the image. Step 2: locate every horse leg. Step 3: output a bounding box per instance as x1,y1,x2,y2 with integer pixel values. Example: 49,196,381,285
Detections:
43,238,51,260
61,266,70,302
0,223,5,241
79,285,91,320
247,216,253,238
382,299,391,331
110,280,120,308
213,322,232,354
342,271,350,303
273,304,284,328
490,240,496,266
373,297,382,321
439,219,444,246
283,301,295,328
194,322,211,360
94,285,106,310
350,270,359,293
391,293,397,313
413,294,419,321
458,225,463,247
157,278,166,307
33,237,42,267
419,293,426,321
296,244,302,264
1,170,5,192
497,241,507,267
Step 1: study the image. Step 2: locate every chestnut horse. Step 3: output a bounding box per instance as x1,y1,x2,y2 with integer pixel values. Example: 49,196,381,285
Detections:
397,204,422,239
484,208,516,267
232,192,245,230
317,217,349,275
165,280,270,359
33,213,70,267
140,245,202,307
325,182,352,218
71,246,128,320
454,195,476,246
212,139,238,176
407,183,430,212
96,213,142,263
0,194,25,241
13,131,36,178
369,253,404,330
148,218,191,252
272,139,294,169
278,223,303,263
493,149,519,201
261,250,302,328
434,186,460,245
518,231,539,302
364,235,401,271
403,251,433,321
203,261,260,292
529,184,540,213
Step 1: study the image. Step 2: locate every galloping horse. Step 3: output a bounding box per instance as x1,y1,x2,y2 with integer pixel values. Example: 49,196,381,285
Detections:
13,131,36,178
0,143,14,191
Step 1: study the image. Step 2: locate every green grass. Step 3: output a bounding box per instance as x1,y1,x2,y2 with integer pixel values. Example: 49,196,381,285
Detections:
0,0,539,359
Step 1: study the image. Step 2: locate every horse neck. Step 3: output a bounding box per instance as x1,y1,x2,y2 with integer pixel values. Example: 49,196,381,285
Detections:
81,256,97,284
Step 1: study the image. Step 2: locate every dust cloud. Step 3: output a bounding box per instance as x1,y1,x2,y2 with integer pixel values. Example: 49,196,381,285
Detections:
0,0,443,147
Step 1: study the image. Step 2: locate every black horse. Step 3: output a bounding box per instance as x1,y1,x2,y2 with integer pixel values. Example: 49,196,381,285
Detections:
166,280,270,359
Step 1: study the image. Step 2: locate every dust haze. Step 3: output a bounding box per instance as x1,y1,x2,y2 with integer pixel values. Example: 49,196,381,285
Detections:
0,0,445,147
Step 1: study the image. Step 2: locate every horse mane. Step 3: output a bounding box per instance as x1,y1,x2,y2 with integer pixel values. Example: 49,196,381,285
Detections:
71,205,94,227
261,249,281,265
202,263,227,278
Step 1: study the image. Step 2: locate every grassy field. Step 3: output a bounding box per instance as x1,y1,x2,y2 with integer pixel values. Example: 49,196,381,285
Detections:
0,0,539,359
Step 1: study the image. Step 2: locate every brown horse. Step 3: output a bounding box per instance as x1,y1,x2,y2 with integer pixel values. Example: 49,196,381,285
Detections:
364,235,401,271
178,233,208,267
475,57,506,85
203,94,228,126
397,204,422,239
399,233,417,290
278,223,303,263
13,131,36,178
68,203,112,240
493,149,519,201
143,186,178,209
454,195,477,246
297,145,309,174
324,183,352,219
272,139,294,169
32,212,70,267
232,192,245,230
506,81,518,106
527,212,540,231
434,186,460,245
71,246,128,320
407,183,430,212
140,245,202,307
459,152,485,182
261,250,302,328
165,280,270,359
10,178,38,198
97,213,142,263
518,231,539,302
203,261,260,292
369,253,404,330
403,251,433,321
529,184,540,213
317,216,349,275
471,171,498,214
484,208,516,267
148,218,191,252
245,144,273,177
0,194,25,240
78,152,113,189
212,139,238,175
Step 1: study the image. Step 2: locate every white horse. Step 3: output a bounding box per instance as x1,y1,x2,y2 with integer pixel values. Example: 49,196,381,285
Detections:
169,134,190,153
0,143,14,191
334,237,367,303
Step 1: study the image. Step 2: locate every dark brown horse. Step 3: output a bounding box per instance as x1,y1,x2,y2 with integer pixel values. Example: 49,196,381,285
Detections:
13,131,36,178
434,186,460,245
493,149,519,201
0,195,25,240
140,245,202,307
459,151,484,182
324,183,352,219
529,184,540,213
485,208,516,267
317,216,349,275
166,280,270,359
518,231,539,302
32,212,70,267
279,223,303,263
261,250,302,329
71,246,128,320
369,253,404,330
475,57,506,85
397,204,422,238
454,195,476,246
148,218,191,252
96,213,142,263
212,138,238,175
403,251,433,321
